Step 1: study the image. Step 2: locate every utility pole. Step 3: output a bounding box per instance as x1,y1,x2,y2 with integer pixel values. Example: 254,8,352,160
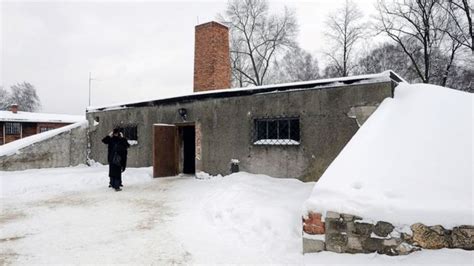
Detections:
88,72,92,106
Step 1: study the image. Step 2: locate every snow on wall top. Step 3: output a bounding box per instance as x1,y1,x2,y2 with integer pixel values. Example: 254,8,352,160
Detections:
87,70,403,112
0,111,84,123
0,120,87,157
304,83,473,228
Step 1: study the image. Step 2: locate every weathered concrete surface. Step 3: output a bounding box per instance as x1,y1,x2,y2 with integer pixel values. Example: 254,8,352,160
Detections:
0,124,87,171
303,238,325,253
87,82,393,181
347,105,378,126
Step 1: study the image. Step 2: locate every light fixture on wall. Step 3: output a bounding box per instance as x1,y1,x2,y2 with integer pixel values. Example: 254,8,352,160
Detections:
178,108,187,121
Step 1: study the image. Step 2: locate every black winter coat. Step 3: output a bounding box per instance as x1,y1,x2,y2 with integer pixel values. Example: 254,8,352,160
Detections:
102,135,130,177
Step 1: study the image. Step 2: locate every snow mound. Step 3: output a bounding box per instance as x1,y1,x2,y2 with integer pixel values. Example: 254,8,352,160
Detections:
172,171,314,263
0,120,87,157
304,83,473,227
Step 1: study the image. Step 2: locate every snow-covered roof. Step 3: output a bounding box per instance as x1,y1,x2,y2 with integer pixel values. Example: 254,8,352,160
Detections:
304,83,473,227
87,70,405,112
0,111,84,123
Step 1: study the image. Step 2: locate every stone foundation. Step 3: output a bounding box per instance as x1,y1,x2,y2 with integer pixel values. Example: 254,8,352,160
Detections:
302,211,474,255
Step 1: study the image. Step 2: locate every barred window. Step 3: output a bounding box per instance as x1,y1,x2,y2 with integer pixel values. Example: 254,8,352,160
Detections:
122,126,138,141
5,122,21,135
253,117,300,145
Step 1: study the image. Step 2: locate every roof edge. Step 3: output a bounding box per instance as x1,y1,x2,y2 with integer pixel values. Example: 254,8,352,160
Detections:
87,71,404,113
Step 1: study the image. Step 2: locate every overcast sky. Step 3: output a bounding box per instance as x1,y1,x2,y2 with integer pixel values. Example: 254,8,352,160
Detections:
1,0,379,115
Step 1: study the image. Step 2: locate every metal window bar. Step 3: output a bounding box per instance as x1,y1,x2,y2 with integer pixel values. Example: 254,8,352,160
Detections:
253,117,300,146
114,125,138,141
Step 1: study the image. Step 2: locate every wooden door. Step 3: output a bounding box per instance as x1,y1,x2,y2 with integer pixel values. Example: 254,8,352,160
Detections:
153,124,178,177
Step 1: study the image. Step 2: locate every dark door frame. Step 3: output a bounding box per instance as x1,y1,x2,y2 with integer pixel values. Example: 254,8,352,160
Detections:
176,122,196,174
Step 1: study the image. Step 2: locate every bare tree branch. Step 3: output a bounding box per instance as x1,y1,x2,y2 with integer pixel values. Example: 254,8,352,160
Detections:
323,0,365,77
375,0,452,83
219,0,298,86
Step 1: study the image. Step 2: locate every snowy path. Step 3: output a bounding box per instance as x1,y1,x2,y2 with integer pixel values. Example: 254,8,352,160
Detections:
1,165,473,265
1,169,191,264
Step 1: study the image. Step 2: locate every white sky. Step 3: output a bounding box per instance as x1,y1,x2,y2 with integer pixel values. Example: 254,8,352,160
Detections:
1,0,379,115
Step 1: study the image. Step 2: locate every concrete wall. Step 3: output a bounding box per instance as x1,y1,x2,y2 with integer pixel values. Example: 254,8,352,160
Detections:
87,82,393,181
0,124,88,171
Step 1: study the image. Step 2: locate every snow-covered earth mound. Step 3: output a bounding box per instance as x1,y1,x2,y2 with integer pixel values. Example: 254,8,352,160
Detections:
304,83,473,227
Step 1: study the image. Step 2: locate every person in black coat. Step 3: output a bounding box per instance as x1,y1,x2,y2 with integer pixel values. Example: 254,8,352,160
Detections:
102,128,130,191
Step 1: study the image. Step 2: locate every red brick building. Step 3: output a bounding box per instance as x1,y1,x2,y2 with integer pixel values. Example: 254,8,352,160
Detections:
0,104,84,145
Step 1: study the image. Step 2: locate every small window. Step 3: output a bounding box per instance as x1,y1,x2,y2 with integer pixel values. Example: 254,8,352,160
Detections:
40,127,54,133
253,117,300,145
5,122,21,135
121,126,138,141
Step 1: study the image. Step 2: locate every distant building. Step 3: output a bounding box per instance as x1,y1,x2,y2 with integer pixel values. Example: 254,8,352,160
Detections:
86,21,404,182
0,104,84,145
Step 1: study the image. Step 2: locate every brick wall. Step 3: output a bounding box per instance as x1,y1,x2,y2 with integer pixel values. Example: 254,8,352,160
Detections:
37,122,71,133
22,123,37,138
5,134,21,144
193,21,231,92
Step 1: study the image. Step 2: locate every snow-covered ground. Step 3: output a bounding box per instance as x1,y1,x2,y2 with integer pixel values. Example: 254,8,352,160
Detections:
1,165,472,264
305,83,473,227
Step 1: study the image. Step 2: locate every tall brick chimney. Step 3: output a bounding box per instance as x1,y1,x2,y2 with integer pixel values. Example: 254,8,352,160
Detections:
10,104,18,114
193,21,231,92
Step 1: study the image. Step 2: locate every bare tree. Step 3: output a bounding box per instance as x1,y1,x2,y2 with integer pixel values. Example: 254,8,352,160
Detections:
229,30,252,87
444,63,474,92
277,47,320,82
8,82,41,112
437,25,464,87
442,0,473,54
376,0,449,83
0,86,10,110
356,41,471,91
354,43,419,80
322,65,342,79
219,0,298,87
324,0,365,77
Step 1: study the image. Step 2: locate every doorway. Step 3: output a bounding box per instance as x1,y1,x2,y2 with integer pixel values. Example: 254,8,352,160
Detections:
153,123,196,177
179,125,195,174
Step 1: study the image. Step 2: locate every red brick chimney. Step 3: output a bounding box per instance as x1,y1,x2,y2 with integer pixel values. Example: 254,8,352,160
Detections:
193,21,231,92
10,104,18,114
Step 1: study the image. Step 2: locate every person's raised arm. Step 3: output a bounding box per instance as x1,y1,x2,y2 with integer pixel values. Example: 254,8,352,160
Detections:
102,131,113,144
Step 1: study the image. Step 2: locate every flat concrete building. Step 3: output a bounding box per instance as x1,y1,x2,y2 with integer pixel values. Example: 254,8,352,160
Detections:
85,21,403,181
